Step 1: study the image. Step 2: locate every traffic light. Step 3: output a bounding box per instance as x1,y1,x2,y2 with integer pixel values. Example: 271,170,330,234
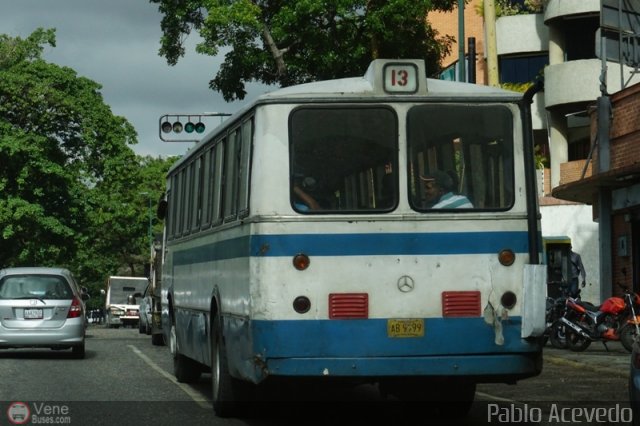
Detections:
184,120,207,134
159,113,231,142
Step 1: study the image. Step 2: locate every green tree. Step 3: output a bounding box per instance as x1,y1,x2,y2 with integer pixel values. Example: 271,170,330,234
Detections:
0,29,148,285
151,0,458,101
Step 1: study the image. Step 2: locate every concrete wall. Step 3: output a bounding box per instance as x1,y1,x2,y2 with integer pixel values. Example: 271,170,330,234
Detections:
541,204,601,302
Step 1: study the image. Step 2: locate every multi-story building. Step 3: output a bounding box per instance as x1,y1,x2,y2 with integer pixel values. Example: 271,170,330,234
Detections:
429,0,640,300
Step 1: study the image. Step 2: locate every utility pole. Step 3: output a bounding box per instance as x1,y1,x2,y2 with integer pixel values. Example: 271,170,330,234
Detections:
484,0,499,87
458,0,466,82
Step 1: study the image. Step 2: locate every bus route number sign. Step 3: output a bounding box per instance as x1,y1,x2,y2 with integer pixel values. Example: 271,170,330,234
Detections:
387,318,424,338
383,64,418,94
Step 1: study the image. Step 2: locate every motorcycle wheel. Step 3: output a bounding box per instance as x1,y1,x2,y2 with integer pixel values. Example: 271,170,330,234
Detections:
620,324,637,353
548,322,568,349
566,329,591,352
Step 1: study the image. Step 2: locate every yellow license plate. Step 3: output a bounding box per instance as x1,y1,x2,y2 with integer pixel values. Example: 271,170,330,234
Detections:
387,319,424,338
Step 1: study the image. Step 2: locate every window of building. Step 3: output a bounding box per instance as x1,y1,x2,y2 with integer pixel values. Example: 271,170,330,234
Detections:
499,54,548,84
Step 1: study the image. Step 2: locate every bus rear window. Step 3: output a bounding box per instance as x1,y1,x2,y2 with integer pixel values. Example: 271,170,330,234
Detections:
289,107,398,213
407,104,515,211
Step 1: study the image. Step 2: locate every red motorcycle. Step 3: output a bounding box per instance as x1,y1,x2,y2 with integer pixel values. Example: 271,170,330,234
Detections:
551,286,640,352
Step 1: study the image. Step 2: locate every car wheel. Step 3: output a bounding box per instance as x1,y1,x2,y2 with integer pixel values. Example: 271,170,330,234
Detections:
151,333,165,346
211,314,252,417
170,321,201,383
72,342,85,359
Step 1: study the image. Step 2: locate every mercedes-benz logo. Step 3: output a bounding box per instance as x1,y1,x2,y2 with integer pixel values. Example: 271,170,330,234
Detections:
397,275,415,293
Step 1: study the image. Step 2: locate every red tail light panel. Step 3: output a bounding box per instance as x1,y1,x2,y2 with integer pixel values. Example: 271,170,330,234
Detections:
442,291,481,317
329,293,368,319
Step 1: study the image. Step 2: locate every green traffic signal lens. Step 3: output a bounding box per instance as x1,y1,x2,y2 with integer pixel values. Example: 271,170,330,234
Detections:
185,122,195,133
195,122,206,134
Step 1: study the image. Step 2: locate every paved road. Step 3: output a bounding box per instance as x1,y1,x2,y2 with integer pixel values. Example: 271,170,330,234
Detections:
0,326,632,425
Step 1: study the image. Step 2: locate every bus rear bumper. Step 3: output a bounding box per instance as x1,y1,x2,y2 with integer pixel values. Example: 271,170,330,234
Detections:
260,352,542,382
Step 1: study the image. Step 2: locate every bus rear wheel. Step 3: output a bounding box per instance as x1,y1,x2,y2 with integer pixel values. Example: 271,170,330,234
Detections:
170,321,201,383
211,314,252,417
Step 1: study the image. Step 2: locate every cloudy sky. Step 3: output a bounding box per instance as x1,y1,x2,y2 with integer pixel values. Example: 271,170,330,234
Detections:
1,0,272,158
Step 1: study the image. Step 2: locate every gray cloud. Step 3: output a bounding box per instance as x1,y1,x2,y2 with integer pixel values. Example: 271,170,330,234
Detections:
1,0,272,157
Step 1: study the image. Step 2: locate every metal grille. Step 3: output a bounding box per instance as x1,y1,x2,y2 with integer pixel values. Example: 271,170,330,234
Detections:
442,291,481,317
328,293,369,319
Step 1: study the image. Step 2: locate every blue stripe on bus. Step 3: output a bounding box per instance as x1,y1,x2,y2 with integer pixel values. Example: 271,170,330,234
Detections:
243,317,541,378
174,231,529,265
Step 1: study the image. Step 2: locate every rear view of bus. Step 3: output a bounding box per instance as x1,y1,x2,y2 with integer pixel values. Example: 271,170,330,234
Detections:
161,59,546,417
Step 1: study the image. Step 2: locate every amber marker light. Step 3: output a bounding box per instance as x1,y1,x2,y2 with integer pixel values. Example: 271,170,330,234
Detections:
498,249,515,266
293,253,310,270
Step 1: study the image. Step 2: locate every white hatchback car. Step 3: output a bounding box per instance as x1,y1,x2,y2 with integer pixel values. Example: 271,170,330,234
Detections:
0,267,88,358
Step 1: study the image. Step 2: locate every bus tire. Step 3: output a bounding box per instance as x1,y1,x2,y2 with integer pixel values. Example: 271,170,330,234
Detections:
170,322,201,383
211,314,252,417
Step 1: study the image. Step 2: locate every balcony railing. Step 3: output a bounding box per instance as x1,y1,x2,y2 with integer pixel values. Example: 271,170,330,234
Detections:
559,159,592,186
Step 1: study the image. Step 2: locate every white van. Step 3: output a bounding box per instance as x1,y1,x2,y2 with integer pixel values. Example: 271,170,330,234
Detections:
102,276,148,328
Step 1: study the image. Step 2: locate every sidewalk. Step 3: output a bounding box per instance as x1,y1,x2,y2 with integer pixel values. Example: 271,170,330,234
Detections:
543,341,631,378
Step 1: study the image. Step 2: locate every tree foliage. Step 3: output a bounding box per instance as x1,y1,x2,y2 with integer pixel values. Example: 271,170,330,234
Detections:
0,29,174,301
151,0,459,101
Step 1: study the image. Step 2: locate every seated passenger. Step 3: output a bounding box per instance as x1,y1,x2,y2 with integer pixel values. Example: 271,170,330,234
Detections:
420,170,473,209
293,184,320,211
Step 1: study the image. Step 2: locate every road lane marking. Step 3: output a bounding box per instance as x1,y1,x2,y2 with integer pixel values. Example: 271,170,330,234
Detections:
475,391,520,403
128,344,212,409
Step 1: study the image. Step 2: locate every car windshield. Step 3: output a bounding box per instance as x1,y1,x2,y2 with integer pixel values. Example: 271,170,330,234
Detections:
0,275,72,300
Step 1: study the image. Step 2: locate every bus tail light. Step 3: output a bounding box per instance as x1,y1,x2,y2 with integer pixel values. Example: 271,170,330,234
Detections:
329,293,368,319
293,253,310,270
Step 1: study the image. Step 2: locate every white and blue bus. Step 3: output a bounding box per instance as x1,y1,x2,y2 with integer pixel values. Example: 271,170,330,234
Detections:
158,59,547,416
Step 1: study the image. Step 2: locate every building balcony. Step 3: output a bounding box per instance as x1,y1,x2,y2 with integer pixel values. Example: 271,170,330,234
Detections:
559,159,592,186
544,59,602,110
544,0,599,23
496,14,547,56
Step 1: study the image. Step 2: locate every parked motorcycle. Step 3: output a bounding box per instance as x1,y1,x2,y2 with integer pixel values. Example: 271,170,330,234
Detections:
550,285,640,352
543,281,574,349
545,295,569,349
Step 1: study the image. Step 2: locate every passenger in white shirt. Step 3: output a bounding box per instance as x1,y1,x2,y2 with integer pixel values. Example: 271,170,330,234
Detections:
420,170,473,209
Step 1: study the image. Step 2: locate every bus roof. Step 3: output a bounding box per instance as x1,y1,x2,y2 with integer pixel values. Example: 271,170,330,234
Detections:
169,59,524,173
259,61,522,101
